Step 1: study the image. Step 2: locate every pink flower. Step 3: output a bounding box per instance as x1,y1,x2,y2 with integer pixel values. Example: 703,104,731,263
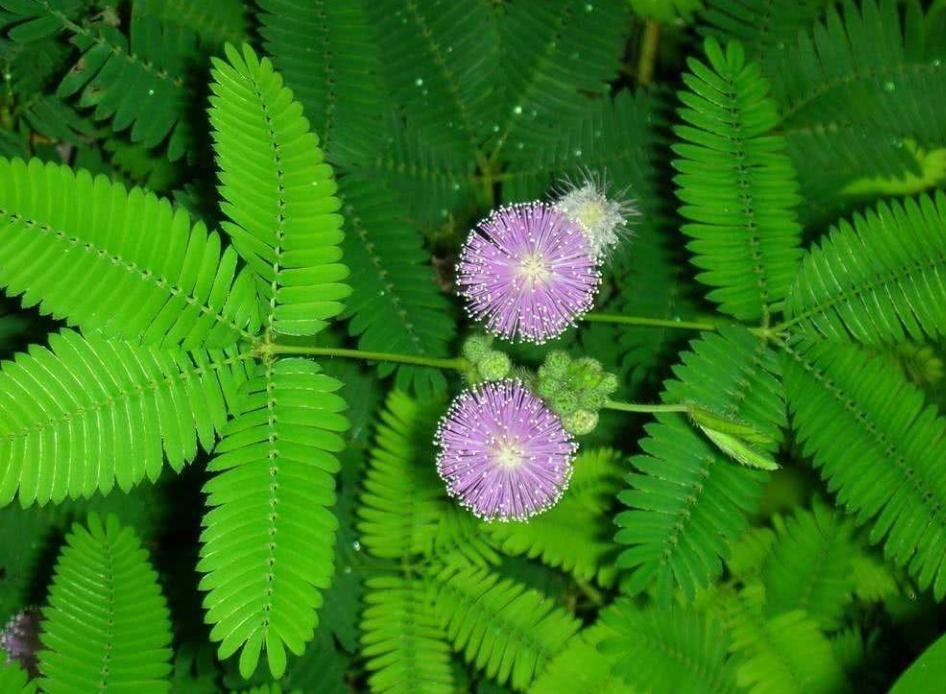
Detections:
457,202,600,343
435,380,576,521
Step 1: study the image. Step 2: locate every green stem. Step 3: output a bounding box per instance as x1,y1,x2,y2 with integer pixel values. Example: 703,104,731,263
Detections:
603,400,690,414
637,20,661,87
267,344,468,372
574,577,605,607
584,312,716,332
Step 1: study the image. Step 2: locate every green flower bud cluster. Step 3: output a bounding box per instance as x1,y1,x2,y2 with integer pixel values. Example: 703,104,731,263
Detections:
462,336,511,383
536,351,618,435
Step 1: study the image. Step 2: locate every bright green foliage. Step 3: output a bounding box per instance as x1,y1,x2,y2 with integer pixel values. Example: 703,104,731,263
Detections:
0,158,261,348
199,359,349,679
487,448,623,585
209,43,350,336
763,503,857,630
357,391,496,565
257,1,456,396
356,391,462,693
38,513,173,693
433,564,582,691
615,326,785,600
0,661,37,693
530,615,635,694
783,340,946,599
600,600,741,693
360,576,454,694
673,38,803,320
890,630,946,693
0,330,252,506
357,391,450,559
726,606,845,694
784,193,946,344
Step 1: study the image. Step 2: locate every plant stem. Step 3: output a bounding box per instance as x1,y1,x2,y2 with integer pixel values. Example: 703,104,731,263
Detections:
574,577,605,607
603,400,690,414
584,312,716,332
637,20,661,87
267,344,468,371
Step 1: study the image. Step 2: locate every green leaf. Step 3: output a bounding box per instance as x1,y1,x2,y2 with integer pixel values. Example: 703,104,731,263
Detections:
38,513,173,693
767,0,946,224
55,7,197,160
890,630,946,694
0,660,37,693
487,447,623,585
530,616,635,694
784,192,946,344
367,0,500,155
673,38,803,320
782,339,946,598
361,576,454,694
727,605,845,694
357,390,497,565
0,330,252,507
210,43,350,337
0,158,261,348
491,0,630,160
615,325,786,600
199,358,349,679
433,564,581,690
763,502,858,630
599,600,741,693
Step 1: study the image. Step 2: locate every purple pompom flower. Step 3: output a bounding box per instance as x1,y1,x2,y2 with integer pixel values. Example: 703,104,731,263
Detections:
457,202,600,344
435,380,577,521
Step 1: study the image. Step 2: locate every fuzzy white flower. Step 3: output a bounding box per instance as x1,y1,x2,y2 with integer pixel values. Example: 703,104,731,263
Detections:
553,175,637,259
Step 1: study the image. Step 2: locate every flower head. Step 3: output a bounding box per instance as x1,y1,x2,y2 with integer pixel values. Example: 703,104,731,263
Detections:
1,607,41,676
553,174,637,259
457,202,600,343
435,380,577,521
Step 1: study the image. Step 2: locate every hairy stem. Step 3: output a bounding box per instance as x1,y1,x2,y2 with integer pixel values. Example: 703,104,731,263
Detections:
584,312,716,332
267,344,468,371
603,400,690,414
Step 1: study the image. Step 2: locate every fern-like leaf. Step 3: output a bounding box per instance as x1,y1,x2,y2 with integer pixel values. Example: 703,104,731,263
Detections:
782,339,946,599
783,193,946,344
0,660,36,693
763,502,857,630
54,4,197,160
339,175,454,397
199,358,348,678
367,0,499,155
38,513,173,693
599,600,741,693
210,43,350,337
0,158,260,348
615,325,786,600
358,390,496,564
673,38,803,320
529,616,635,694
360,576,454,694
0,330,252,507
768,0,946,222
487,447,622,585
726,603,845,694
490,0,630,159
433,563,581,691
